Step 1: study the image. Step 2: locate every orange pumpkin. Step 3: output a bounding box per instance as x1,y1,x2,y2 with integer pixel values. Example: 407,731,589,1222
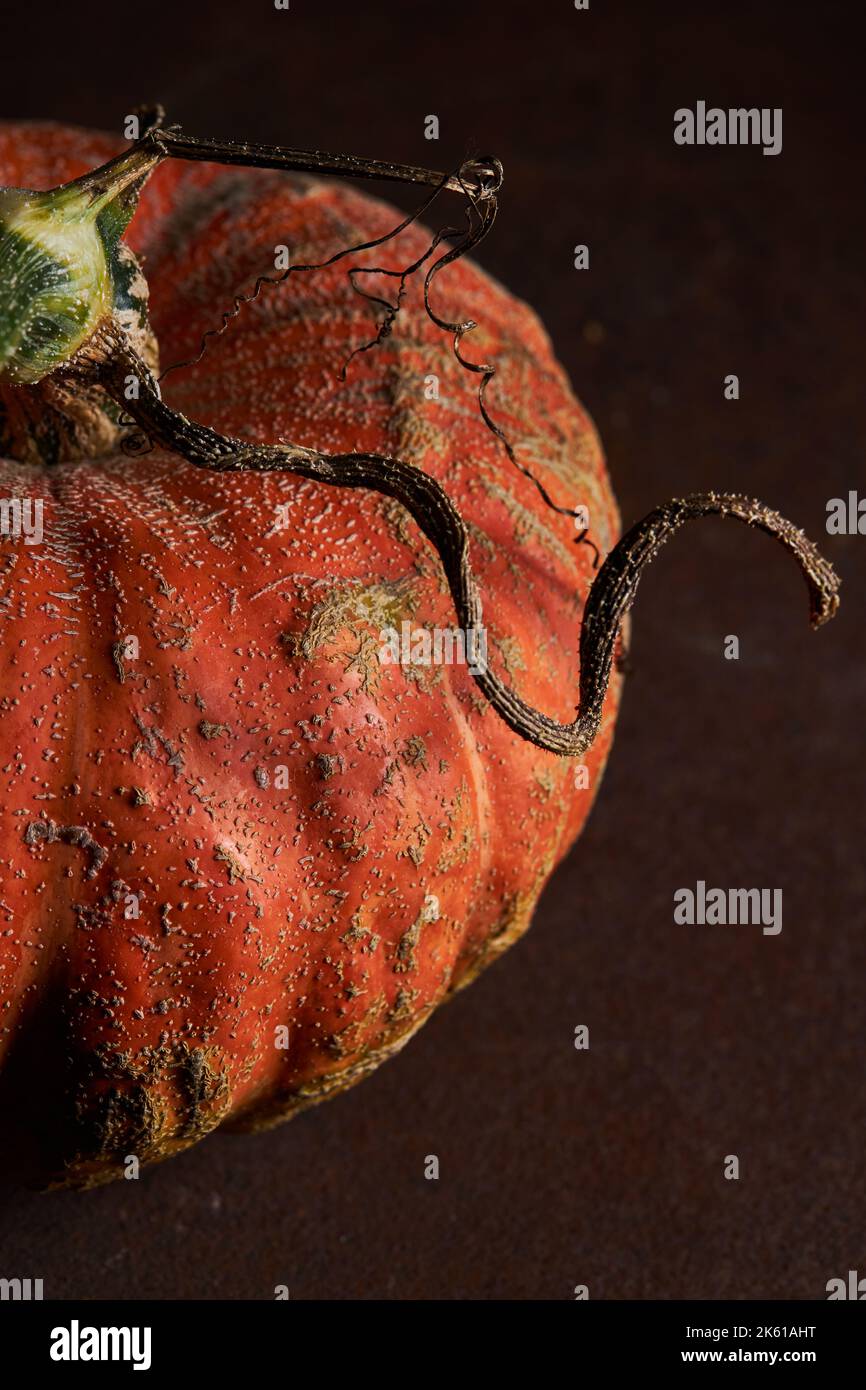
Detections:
0,119,837,1187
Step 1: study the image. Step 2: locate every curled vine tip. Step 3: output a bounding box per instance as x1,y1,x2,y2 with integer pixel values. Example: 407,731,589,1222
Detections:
467,491,840,756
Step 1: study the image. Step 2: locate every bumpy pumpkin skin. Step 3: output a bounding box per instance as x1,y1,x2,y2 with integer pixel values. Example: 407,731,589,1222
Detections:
0,123,621,1187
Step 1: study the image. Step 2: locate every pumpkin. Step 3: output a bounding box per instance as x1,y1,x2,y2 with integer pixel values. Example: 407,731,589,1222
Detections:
0,117,838,1188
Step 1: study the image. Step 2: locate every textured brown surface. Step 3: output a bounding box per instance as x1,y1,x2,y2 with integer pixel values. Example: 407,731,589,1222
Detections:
0,0,862,1298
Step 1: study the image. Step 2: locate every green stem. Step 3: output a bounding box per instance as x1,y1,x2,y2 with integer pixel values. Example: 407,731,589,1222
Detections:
51,143,166,214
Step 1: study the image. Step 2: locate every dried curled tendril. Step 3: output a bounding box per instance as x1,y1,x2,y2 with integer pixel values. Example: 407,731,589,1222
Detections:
66,111,839,756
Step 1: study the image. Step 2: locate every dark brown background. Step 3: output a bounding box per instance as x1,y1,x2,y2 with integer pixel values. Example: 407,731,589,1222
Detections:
0,0,862,1299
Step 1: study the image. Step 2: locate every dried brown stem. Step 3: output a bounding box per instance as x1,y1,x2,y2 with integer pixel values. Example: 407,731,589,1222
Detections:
71,324,840,758
149,128,504,202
